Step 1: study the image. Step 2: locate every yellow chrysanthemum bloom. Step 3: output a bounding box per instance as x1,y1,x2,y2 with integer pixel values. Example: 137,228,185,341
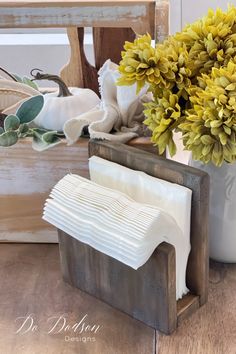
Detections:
175,6,236,78
118,34,167,92
117,6,236,165
143,90,182,156
180,61,236,166
159,37,192,97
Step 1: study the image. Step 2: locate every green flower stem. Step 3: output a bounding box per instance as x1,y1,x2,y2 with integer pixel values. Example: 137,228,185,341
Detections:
169,116,186,131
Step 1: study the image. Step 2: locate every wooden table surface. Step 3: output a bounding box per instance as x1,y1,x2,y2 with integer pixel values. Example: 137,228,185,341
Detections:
0,243,236,354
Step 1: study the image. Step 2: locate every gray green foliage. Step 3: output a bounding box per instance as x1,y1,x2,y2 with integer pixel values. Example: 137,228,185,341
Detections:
16,95,44,123
32,129,61,151
4,115,20,131
0,131,18,147
12,73,39,91
0,95,63,150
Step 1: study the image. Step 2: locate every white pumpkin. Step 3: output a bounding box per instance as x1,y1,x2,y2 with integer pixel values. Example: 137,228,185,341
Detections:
33,87,100,131
30,71,100,131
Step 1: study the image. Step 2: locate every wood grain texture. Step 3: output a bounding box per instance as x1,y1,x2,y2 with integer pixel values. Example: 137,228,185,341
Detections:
127,137,158,154
61,27,135,94
0,138,89,242
177,293,200,325
58,232,177,334
60,27,85,88
158,260,236,354
77,27,100,94
88,140,210,305
155,0,169,42
93,27,135,69
61,27,99,93
0,243,155,354
0,193,58,243
0,137,160,243
1,244,235,353
0,1,155,35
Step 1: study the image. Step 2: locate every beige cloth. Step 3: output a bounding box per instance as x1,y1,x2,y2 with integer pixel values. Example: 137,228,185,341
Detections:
64,60,149,144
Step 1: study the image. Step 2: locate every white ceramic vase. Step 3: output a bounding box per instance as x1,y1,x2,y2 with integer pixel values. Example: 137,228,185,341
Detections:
190,158,236,262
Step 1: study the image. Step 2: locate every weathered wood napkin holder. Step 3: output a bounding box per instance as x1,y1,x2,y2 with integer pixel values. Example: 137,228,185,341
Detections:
58,140,209,334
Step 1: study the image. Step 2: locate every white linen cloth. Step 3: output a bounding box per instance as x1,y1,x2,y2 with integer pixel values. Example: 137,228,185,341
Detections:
63,60,149,144
43,171,191,300
89,156,192,299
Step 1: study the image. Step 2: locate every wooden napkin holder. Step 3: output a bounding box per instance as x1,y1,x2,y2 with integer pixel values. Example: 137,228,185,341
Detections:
58,140,209,334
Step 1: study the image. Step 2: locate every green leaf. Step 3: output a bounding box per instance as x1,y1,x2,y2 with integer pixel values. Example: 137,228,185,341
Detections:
18,123,30,137
42,131,59,144
18,123,29,134
22,76,39,91
31,128,62,151
31,127,48,139
0,131,18,146
16,95,44,123
168,137,177,157
4,115,20,131
32,135,61,152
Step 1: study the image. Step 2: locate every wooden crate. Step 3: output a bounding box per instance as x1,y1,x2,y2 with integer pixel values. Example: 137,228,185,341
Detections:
0,0,169,92
0,0,168,242
58,140,209,334
0,139,89,242
0,137,156,242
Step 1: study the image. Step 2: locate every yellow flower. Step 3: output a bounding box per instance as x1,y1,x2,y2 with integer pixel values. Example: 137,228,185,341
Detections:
175,6,236,78
143,91,182,156
180,60,236,166
117,6,236,165
118,34,167,92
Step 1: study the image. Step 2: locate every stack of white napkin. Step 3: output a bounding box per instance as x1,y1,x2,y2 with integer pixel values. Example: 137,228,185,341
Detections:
89,156,192,300
43,159,192,300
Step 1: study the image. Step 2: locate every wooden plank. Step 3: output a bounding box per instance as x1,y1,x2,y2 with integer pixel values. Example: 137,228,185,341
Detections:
177,293,200,325
93,27,135,69
0,1,155,35
155,0,169,42
0,193,57,243
0,138,89,242
60,27,85,88
61,27,135,93
0,243,155,354
0,0,155,3
88,140,209,305
0,137,160,243
58,232,177,334
127,137,158,154
61,27,100,93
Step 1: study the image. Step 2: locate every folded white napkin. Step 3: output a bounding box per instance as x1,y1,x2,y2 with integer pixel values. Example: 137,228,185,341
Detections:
89,156,192,299
43,172,191,300
64,60,149,144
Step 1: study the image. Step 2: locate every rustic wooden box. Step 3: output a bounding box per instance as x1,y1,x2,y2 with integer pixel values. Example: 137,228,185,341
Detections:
58,140,209,334
0,137,155,242
0,0,168,243
0,138,89,242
